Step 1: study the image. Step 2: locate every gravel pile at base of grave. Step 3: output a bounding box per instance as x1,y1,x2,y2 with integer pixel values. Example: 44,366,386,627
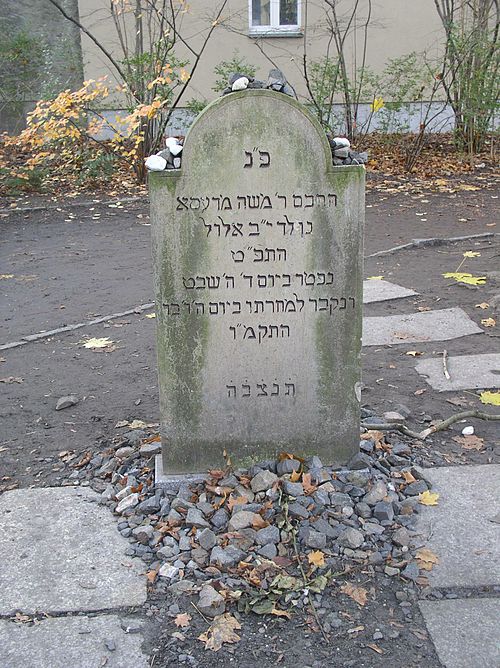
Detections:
63,422,435,618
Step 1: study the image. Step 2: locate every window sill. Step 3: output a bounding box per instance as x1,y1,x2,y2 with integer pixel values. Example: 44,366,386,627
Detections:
248,29,303,38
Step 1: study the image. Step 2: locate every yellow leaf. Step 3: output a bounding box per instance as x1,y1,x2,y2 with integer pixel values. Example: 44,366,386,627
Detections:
340,583,368,607
129,419,147,429
480,391,500,406
416,547,439,571
145,313,156,319
462,251,481,258
81,337,114,349
174,613,191,628
370,97,384,112
481,317,496,327
442,272,486,285
456,183,480,191
0,274,14,279
418,490,439,506
198,613,241,652
308,550,326,567
475,302,489,309
290,468,301,482
367,275,384,280
406,351,423,357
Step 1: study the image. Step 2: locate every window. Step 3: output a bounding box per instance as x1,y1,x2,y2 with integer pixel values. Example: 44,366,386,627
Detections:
249,0,301,35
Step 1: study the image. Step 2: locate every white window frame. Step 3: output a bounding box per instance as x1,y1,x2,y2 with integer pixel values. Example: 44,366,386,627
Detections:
248,0,302,36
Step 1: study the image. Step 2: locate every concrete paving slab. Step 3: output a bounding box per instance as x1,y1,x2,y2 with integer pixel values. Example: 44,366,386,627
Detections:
362,307,483,346
415,352,500,391
418,599,500,668
363,279,418,303
416,465,500,588
0,614,148,668
0,486,147,615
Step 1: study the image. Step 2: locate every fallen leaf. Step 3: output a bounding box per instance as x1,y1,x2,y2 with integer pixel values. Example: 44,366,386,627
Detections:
416,547,439,571
308,550,325,567
251,514,269,529
367,643,384,654
367,275,384,280
402,470,417,484
198,613,241,652
0,274,14,279
174,613,191,628
145,313,156,318
481,317,496,327
129,419,147,429
418,490,439,506
442,272,486,286
290,468,301,482
81,337,115,349
414,388,426,396
405,351,423,357
475,302,489,309
227,495,248,511
146,570,158,583
0,376,23,383
479,390,500,406
452,435,484,451
456,184,480,191
463,251,481,258
340,583,368,607
301,472,317,495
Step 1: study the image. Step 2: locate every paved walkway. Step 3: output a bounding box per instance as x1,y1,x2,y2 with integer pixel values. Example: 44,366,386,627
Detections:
1,264,499,665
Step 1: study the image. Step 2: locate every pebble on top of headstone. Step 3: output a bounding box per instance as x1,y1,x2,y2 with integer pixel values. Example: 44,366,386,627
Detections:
149,89,364,473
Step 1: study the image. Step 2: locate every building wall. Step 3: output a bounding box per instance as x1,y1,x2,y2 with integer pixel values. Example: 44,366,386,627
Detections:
77,0,444,107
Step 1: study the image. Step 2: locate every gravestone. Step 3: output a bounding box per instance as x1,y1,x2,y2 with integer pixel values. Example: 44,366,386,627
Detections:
149,90,364,474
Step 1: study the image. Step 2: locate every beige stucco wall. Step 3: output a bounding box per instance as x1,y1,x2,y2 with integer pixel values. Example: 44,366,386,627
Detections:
77,0,443,106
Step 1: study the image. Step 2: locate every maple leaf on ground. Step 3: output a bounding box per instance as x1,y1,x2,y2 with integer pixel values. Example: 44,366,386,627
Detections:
81,336,115,349
174,613,191,628
481,317,496,327
416,547,439,571
308,550,325,568
198,614,241,652
340,583,369,607
418,490,440,506
480,391,500,406
442,272,486,286
462,251,481,258
290,468,301,482
402,470,417,484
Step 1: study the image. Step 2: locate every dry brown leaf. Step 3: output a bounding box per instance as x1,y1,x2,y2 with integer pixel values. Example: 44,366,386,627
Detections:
146,569,158,584
227,495,248,512
290,469,301,482
402,470,417,484
270,608,291,618
414,388,427,396
174,613,191,628
416,547,440,571
198,613,241,652
301,472,317,495
308,550,325,568
340,583,369,607
367,643,384,655
361,430,384,445
418,490,440,506
251,514,269,529
452,435,485,451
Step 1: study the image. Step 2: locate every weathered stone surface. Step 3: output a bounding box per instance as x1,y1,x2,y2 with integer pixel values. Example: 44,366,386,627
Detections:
0,487,146,615
150,90,364,472
415,352,500,391
0,615,148,668
363,308,482,346
197,584,225,618
419,599,500,668
416,464,500,588
362,279,417,304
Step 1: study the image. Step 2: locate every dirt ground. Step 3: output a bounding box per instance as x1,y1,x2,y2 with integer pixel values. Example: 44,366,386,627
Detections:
0,173,499,667
1,174,498,490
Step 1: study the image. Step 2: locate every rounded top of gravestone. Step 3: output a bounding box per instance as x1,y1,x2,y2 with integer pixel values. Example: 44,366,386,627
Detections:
158,89,334,177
